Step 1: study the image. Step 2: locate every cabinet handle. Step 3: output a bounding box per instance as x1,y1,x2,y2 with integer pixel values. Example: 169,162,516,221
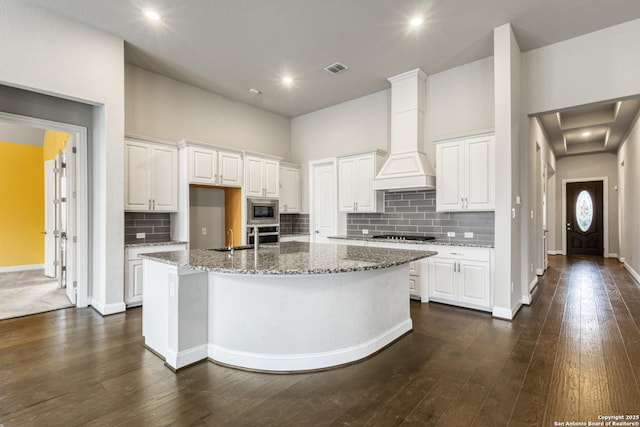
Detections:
220,174,223,183
148,199,152,210
214,173,218,183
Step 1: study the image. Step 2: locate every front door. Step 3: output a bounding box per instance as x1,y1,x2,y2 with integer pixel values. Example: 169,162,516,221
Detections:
566,181,603,256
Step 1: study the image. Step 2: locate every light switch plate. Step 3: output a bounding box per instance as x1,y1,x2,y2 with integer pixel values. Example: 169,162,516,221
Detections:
447,232,455,237
362,229,369,235
202,227,207,235
136,232,145,239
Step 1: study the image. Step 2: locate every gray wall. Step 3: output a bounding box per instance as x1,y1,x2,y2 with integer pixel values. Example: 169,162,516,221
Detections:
125,64,291,159
189,187,225,249
618,113,640,276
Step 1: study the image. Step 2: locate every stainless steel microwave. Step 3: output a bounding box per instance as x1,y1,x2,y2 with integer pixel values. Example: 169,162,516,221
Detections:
247,198,279,224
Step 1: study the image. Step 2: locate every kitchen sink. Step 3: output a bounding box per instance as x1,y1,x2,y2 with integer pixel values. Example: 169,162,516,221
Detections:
208,245,254,252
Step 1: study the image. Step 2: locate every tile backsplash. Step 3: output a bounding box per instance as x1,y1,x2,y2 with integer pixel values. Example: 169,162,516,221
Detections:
347,190,495,244
280,213,310,235
125,212,171,244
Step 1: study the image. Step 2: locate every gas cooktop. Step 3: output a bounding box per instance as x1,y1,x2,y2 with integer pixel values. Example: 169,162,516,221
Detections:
370,234,435,242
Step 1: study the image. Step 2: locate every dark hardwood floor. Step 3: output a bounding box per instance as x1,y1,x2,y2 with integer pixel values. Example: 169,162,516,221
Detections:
2,255,640,426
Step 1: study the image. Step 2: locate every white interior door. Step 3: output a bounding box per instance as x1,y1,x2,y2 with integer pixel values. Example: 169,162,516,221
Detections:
43,160,56,278
63,136,77,304
310,159,337,243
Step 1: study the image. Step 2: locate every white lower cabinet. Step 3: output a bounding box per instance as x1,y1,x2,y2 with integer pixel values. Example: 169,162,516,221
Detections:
125,243,188,307
426,245,492,311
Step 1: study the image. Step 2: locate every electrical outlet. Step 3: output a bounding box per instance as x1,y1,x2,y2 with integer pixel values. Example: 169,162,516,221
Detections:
136,232,145,239
202,227,207,236
447,232,455,237
464,232,473,238
530,210,534,219
362,229,369,235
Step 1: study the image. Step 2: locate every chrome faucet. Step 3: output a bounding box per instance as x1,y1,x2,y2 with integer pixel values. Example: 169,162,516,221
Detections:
226,228,234,253
252,226,260,251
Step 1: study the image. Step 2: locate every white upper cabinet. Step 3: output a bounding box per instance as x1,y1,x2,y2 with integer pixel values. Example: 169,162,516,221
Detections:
245,154,280,198
188,145,242,187
435,133,495,212
125,138,178,212
338,151,385,213
279,163,300,213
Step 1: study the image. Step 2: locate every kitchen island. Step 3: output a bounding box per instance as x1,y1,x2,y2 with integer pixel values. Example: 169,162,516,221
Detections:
141,241,436,372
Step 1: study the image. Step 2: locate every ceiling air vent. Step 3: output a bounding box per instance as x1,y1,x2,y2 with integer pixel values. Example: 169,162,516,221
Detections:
324,62,348,75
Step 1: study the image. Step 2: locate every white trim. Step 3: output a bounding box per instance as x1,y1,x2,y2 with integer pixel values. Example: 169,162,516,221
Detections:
166,344,209,370
535,268,544,276
492,305,515,320
90,299,126,316
561,177,609,257
624,262,640,285
0,111,89,308
529,276,539,291
619,256,626,263
207,319,412,372
0,264,45,273
547,250,558,255
607,252,618,259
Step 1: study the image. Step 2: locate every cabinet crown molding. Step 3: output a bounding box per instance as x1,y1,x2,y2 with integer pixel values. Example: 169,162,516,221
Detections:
125,133,177,147
433,129,495,145
337,149,387,160
178,139,244,154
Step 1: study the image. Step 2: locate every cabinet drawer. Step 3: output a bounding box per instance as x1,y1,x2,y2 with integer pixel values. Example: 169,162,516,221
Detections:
127,243,188,260
427,245,490,262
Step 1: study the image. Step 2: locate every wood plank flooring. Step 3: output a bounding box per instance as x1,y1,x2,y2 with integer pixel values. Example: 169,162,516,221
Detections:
1,255,640,426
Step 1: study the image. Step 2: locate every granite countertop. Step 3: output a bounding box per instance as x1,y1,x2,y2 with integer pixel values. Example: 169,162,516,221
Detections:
125,240,189,248
140,241,437,275
328,236,494,249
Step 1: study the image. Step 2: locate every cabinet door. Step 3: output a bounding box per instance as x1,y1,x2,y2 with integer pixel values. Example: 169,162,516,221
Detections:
465,135,495,210
354,154,375,211
338,157,355,212
263,159,279,198
150,145,178,211
458,260,490,307
125,142,151,211
436,141,464,211
280,166,300,213
429,258,457,300
245,157,264,197
219,150,243,187
190,147,218,184
126,259,144,306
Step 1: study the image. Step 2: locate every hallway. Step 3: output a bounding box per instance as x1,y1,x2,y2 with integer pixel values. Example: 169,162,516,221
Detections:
1,255,639,425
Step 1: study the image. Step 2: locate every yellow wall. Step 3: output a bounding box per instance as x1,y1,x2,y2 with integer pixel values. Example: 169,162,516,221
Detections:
43,130,70,161
0,141,45,266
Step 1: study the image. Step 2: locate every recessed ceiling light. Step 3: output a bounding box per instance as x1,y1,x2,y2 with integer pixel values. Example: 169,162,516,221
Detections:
282,76,294,85
409,16,424,27
144,9,161,21
582,131,591,137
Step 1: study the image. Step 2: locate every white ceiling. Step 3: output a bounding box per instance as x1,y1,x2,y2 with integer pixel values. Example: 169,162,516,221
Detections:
21,0,640,118
537,98,640,157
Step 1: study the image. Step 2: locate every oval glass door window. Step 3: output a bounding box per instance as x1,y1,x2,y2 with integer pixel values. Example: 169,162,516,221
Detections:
576,190,594,232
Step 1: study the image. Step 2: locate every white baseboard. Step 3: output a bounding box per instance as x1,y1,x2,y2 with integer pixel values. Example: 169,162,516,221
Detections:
166,344,209,370
619,256,626,263
624,262,640,285
535,268,544,276
607,253,618,259
529,276,539,292
547,250,558,255
208,319,413,372
90,299,126,316
0,263,44,273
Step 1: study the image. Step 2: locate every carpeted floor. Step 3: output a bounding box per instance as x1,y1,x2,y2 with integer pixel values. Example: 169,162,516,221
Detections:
0,269,73,320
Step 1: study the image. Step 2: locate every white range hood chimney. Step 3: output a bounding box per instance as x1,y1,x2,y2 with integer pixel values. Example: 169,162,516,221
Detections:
372,68,436,191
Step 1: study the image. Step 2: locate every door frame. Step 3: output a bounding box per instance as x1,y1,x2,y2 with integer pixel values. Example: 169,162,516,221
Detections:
561,176,608,257
0,111,89,307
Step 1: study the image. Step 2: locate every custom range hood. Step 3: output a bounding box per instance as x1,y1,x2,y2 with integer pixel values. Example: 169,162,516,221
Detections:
372,68,436,191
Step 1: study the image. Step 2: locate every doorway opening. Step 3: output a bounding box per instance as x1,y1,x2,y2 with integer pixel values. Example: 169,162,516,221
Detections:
0,112,88,319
